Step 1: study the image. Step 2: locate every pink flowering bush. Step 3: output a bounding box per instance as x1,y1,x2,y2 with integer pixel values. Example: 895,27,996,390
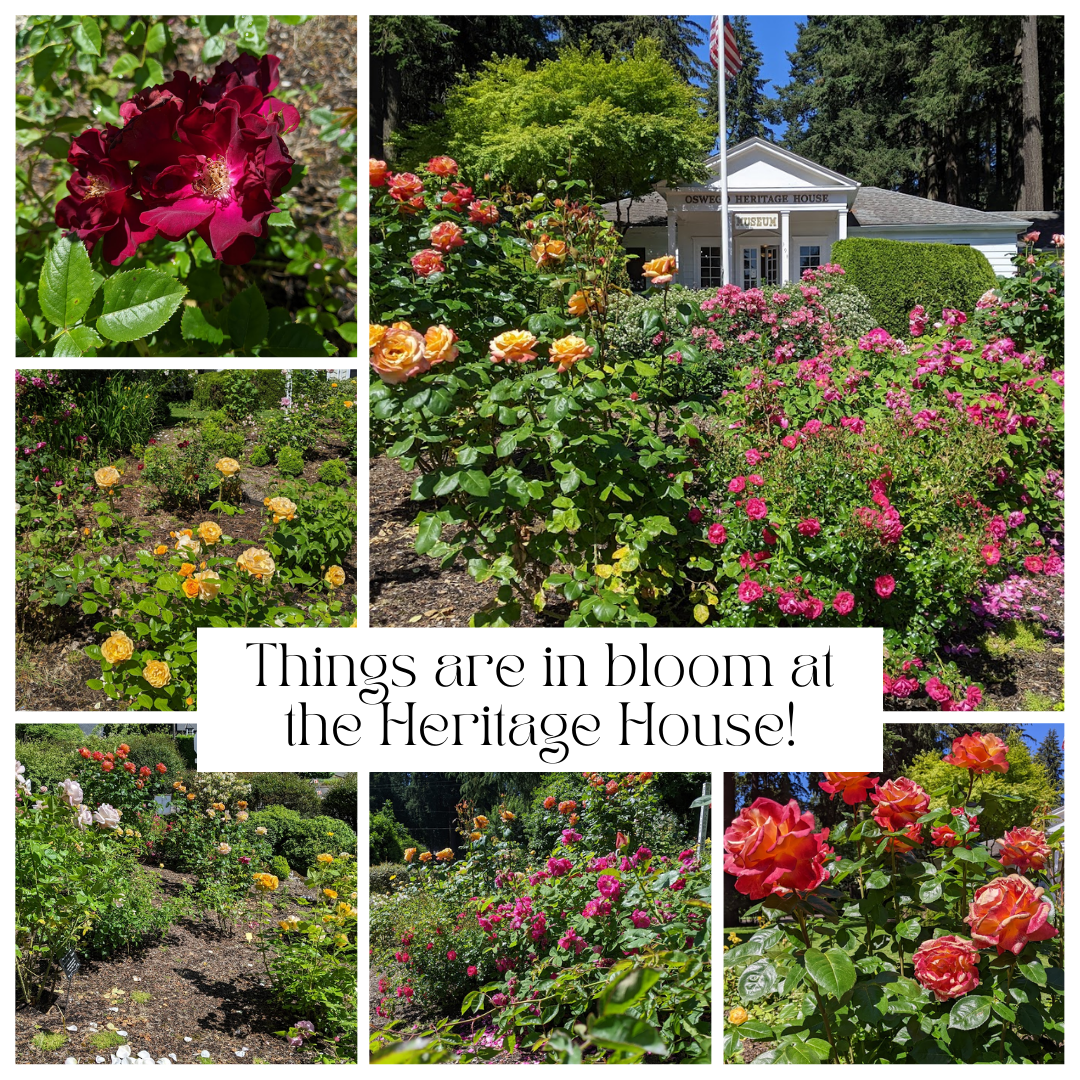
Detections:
370,773,711,1063
723,738,1063,1064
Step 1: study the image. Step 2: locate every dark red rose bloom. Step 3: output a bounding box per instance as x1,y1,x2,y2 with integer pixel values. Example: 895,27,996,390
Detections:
54,55,296,265
54,129,158,265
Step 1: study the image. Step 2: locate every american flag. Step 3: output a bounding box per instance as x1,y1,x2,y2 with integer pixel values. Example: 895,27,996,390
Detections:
709,15,743,77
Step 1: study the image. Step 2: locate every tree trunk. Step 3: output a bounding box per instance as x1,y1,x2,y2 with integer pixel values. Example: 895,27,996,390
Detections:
370,54,402,164
1017,16,1044,210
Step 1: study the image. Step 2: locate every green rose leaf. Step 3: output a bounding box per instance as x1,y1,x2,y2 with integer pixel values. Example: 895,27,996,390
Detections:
804,947,856,998
774,1040,823,1064
97,269,186,341
737,959,778,1002
1017,960,1046,987
918,879,943,904
52,326,104,357
181,305,226,345
269,322,332,357
600,967,660,1014
111,52,141,77
39,236,103,329
144,20,167,53
73,16,102,55
588,1015,667,1056
16,304,34,355
948,994,992,1031
226,285,269,351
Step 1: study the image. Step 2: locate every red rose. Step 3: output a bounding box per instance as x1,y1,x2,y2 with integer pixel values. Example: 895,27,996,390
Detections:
123,762,137,774
468,199,499,225
156,763,167,774
942,732,1009,774
723,797,831,899
467,965,478,977
441,183,473,213
818,773,879,805
912,935,981,1001
997,827,1050,874
92,751,104,762
966,875,1058,954
139,766,151,777
79,748,91,759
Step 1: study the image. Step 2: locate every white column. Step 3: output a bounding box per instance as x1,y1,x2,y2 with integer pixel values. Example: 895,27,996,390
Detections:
780,210,791,286
667,206,678,279
838,205,848,241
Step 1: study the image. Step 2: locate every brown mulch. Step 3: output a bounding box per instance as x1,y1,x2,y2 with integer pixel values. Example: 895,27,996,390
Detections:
370,455,1064,710
16,866,325,1065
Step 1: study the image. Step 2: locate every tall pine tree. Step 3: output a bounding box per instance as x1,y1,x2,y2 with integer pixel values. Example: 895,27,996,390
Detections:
1033,729,1064,795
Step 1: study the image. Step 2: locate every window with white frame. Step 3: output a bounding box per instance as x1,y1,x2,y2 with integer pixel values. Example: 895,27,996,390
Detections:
799,245,821,273
700,246,724,289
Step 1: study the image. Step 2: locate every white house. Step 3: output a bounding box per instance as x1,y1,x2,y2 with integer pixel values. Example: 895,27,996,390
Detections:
604,138,1034,289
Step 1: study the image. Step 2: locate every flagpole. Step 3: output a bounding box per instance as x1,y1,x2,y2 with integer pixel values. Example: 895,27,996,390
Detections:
719,15,730,286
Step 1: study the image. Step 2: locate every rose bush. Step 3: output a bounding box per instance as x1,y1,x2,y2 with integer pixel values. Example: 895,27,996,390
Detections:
370,157,1063,705
722,735,1063,1064
370,773,711,1063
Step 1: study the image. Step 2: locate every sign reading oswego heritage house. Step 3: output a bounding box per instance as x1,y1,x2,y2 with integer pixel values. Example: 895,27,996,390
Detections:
603,138,1036,289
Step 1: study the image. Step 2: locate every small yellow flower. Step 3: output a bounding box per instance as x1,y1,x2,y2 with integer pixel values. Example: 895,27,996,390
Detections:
316,853,334,864
322,888,338,900
324,565,345,588
252,873,279,892
154,544,168,555
728,1007,749,1026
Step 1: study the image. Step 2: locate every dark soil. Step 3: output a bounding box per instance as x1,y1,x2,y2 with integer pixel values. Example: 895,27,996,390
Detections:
16,422,356,711
369,455,1064,711
16,866,329,1065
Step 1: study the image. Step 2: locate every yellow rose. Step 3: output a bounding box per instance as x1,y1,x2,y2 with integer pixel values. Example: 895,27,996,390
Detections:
197,521,222,545
101,630,134,665
549,335,593,374
489,329,538,364
369,323,387,349
215,457,240,476
424,324,459,365
728,1006,749,1026
256,826,268,835
323,888,338,899
154,544,167,555
236,811,248,821
181,578,201,598
142,660,171,689
94,466,120,488
324,565,346,588
178,562,195,578
530,238,568,267
344,401,353,408
252,873,279,892
404,848,416,862
267,496,298,523
435,848,455,862
316,853,334,863
370,326,429,385
175,533,201,557
500,809,515,821
419,851,433,862
237,547,275,582
470,831,482,841
193,570,220,600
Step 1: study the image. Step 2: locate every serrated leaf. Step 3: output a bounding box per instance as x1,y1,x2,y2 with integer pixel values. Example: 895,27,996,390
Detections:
337,321,358,343
738,959,778,1002
267,210,292,226
52,326,104,356
201,35,225,64
226,285,268,351
111,52,140,77
144,20,166,53
39,236,102,329
948,995,991,1031
73,16,102,55
181,305,225,345
269,321,330,356
33,45,62,85
804,947,856,998
16,304,34,353
97,269,186,341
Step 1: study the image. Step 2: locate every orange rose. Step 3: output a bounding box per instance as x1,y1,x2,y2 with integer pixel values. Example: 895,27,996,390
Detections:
966,875,1059,955
728,1006,748,1026
568,290,605,317
912,935,981,1001
371,326,430,385
722,797,831,899
469,831,482,841
997,827,1050,874
193,569,221,600
869,777,929,850
549,335,593,374
531,238,568,268
197,521,222,546
370,158,390,187
819,772,880,805
154,545,167,555
543,796,556,809
424,324,459,365
473,815,489,829
178,562,195,578
642,255,677,285
370,323,387,349
181,578,201,598
557,800,577,815
435,848,455,862
419,851,433,862
500,810,515,821
943,731,1009,774
426,155,458,177
404,848,416,863
489,330,538,364
429,221,465,252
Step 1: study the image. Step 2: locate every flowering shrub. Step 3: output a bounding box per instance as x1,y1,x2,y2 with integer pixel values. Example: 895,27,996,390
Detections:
722,736,1063,1064
371,773,711,1063
370,157,1062,705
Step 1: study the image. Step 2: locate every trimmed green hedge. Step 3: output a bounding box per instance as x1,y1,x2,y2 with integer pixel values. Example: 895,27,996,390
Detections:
175,735,196,769
322,775,357,829
831,237,998,338
245,772,322,816
370,862,410,895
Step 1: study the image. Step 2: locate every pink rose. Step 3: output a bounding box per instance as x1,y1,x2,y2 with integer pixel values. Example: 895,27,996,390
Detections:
833,591,855,616
708,523,727,545
745,498,768,520
738,579,764,603
874,575,895,598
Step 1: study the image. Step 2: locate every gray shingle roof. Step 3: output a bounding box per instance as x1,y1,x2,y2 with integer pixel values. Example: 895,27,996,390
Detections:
850,186,1030,228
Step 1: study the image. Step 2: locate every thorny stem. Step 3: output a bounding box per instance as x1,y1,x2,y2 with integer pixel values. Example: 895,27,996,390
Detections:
793,907,839,1064
890,847,904,977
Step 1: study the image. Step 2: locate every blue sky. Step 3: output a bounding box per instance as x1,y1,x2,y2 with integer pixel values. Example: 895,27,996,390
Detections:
690,16,804,140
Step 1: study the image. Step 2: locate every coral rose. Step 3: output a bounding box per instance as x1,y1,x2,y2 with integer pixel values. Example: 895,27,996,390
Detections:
543,796,556,809
143,660,171,688
549,335,593,374
997,827,1050,874
94,466,120,487
427,155,458,177
424,324,459,365
723,797,831,899
966,875,1058,954
410,248,446,277
943,731,1009,774
642,255,676,285
870,777,929,849
237,547,275,581
324,565,346,588
215,457,240,476
370,158,390,186
912,935,981,1001
371,325,430,384
489,329,538,364
931,824,963,848
101,630,135,665
818,772,879,805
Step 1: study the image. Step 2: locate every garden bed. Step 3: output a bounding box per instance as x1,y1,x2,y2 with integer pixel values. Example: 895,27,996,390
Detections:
17,866,319,1065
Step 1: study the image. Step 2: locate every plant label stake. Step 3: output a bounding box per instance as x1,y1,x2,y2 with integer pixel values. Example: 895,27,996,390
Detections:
154,794,175,815
696,781,711,858
60,949,79,1010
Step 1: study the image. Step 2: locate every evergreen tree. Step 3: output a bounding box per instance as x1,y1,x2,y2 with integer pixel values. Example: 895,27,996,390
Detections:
1033,729,1064,795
